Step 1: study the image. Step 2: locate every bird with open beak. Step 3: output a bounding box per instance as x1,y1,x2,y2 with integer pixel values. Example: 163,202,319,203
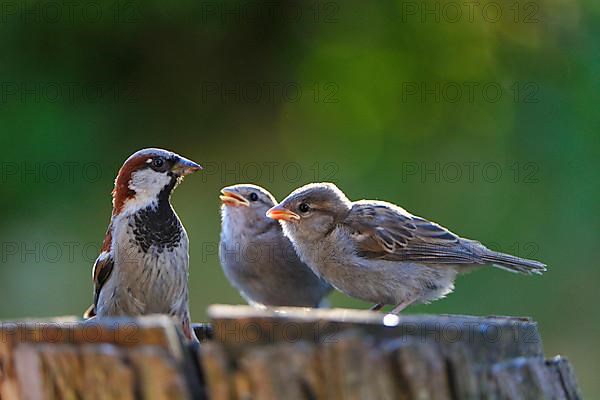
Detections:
267,182,546,314
83,148,202,341
219,184,332,308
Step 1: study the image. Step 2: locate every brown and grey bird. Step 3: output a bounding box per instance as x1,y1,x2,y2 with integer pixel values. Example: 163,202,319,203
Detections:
219,184,332,308
267,182,546,314
83,148,202,341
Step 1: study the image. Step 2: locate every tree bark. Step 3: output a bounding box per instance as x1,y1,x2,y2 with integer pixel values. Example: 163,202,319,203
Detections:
0,307,582,399
0,315,201,400
201,305,582,400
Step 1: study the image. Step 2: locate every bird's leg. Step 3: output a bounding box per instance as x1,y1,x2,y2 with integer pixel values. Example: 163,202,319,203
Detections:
370,303,384,311
391,299,414,314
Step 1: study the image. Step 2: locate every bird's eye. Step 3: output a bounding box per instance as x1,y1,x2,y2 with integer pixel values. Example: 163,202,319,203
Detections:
249,192,259,201
298,203,310,213
151,157,166,171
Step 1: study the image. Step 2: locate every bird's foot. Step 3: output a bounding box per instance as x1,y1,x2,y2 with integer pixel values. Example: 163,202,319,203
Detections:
391,300,414,314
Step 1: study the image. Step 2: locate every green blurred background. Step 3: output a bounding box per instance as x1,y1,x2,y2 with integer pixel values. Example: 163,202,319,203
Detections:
0,0,598,395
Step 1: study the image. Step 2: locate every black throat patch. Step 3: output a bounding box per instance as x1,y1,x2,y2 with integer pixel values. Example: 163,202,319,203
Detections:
130,177,183,253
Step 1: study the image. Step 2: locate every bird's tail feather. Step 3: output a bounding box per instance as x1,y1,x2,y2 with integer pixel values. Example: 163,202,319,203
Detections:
482,250,546,275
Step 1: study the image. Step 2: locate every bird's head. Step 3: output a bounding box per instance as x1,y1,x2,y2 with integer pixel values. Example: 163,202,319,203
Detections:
112,148,202,215
267,182,352,241
220,184,277,231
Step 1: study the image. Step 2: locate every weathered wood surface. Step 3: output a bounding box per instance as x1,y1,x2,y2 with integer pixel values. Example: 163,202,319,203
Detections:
0,306,582,399
0,315,202,399
202,305,581,400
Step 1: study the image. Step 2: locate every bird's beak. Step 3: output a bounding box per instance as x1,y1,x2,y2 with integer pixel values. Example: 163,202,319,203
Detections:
172,157,202,176
219,189,249,207
266,205,300,222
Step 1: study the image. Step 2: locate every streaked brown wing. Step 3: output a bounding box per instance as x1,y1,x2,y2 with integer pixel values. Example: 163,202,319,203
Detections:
345,201,482,264
83,251,114,318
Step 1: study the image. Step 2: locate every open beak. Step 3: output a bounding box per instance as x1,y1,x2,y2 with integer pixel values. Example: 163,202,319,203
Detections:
266,205,300,222
172,157,202,176
220,189,250,207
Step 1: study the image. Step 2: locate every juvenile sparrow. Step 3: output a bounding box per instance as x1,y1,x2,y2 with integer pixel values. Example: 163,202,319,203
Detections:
219,184,332,308
267,183,546,313
83,148,202,341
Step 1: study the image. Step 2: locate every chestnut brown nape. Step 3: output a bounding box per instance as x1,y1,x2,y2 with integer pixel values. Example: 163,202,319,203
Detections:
112,153,155,215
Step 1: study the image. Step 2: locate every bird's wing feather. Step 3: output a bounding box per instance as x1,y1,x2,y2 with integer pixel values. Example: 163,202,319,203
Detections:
83,251,114,318
345,201,483,264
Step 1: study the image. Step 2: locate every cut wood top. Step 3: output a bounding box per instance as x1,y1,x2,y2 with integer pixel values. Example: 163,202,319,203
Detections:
0,307,581,400
207,305,543,364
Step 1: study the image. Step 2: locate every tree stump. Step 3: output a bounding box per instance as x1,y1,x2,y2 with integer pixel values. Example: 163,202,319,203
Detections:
0,306,582,399
200,305,581,400
0,315,202,399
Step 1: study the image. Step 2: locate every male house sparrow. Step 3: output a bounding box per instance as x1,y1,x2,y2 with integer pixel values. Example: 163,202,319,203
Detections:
267,183,546,313
219,184,332,307
83,148,202,341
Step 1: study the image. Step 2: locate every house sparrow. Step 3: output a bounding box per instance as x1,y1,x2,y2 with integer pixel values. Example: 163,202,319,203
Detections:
219,184,332,307
267,183,546,313
83,148,202,341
